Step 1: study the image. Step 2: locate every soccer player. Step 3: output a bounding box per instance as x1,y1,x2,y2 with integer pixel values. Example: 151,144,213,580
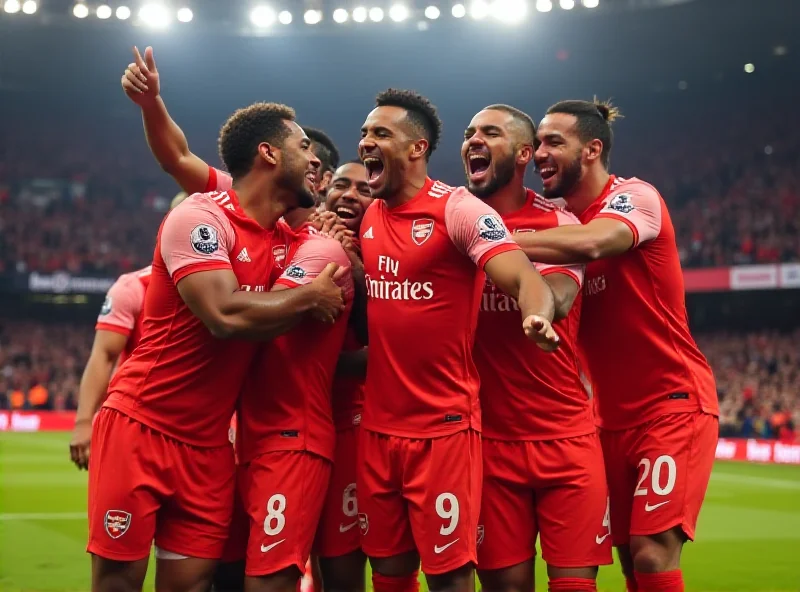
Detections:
122,46,338,215
312,160,373,592
513,100,719,592
462,105,612,592
87,101,346,592
356,89,559,592
69,194,189,471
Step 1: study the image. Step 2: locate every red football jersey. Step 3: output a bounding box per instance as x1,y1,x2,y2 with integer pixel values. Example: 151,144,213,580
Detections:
360,178,519,438
104,191,295,447
475,190,593,440
331,328,365,431
236,234,355,464
577,176,719,429
95,266,151,366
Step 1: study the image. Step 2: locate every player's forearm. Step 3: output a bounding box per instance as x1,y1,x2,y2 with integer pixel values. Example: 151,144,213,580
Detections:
516,269,556,323
514,225,598,264
336,348,368,378
76,355,115,422
212,285,320,339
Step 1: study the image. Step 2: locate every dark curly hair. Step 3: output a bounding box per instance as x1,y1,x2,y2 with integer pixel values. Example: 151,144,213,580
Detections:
303,127,340,175
546,99,622,169
218,102,296,180
375,88,442,161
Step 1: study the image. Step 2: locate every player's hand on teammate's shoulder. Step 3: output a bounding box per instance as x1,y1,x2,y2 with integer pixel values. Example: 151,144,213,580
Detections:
121,46,160,107
69,418,92,470
308,263,347,324
310,211,354,244
523,315,560,352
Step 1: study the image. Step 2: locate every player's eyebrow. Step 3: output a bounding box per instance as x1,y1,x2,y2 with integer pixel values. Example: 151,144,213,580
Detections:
539,132,564,143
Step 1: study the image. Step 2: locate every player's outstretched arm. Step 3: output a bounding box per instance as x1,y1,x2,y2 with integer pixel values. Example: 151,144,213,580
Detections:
70,330,127,470
514,218,634,265
484,250,559,351
178,265,346,340
121,46,211,194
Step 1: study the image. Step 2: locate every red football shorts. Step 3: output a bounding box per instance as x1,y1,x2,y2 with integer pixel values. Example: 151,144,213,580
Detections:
357,429,482,575
87,408,235,561
478,434,613,570
315,426,361,558
240,450,331,577
220,471,249,563
600,411,718,546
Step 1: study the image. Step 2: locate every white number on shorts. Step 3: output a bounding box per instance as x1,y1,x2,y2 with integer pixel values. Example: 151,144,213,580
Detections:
634,455,677,497
342,483,358,518
435,492,460,536
602,497,611,532
263,494,286,536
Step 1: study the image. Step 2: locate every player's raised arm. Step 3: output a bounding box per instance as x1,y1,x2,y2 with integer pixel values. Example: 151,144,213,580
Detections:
121,46,212,194
514,183,661,264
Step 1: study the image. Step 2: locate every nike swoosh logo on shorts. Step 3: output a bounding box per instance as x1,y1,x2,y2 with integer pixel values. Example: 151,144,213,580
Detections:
260,539,286,553
339,521,358,533
595,533,610,544
434,538,460,554
644,501,670,512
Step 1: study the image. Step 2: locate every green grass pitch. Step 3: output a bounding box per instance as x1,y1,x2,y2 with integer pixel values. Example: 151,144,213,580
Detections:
1,432,799,591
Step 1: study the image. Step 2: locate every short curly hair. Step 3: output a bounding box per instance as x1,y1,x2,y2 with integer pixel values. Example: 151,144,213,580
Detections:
483,104,537,146
375,88,442,161
303,127,340,175
218,102,296,180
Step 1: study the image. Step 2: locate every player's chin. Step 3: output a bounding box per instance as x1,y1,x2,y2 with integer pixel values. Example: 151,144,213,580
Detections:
297,188,317,209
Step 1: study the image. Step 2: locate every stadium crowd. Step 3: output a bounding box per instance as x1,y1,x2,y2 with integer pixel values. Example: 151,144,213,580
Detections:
2,319,797,441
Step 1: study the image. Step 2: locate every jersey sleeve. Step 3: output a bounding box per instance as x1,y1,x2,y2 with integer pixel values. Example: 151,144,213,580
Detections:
444,188,520,269
204,166,234,193
160,197,236,285
276,236,355,302
594,181,662,247
536,209,585,288
95,274,145,336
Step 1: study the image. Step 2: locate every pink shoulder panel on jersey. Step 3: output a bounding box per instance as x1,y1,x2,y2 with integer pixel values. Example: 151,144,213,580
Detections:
275,235,355,301
595,180,662,248
95,272,146,335
536,209,585,287
204,166,233,193
160,195,236,284
444,187,519,268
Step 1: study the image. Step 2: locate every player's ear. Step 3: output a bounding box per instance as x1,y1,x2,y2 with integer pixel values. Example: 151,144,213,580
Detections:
517,144,534,166
258,142,279,166
585,139,603,164
409,138,429,162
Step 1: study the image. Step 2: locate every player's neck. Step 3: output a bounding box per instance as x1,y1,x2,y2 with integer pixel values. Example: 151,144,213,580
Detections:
234,177,291,230
566,168,610,215
384,168,428,209
284,207,315,230
483,179,527,215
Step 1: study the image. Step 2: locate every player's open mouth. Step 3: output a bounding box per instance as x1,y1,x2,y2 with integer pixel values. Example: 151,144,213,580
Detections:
363,156,385,187
305,170,317,188
335,205,359,220
467,151,491,182
539,165,557,186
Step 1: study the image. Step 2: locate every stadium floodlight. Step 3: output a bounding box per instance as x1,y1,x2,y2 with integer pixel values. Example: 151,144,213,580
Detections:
22,0,35,14
559,0,574,8
424,5,440,19
744,63,755,73
3,0,20,13
451,3,466,18
116,5,131,19
304,9,321,24
250,5,276,27
536,0,552,12
177,7,193,22
73,2,89,18
278,10,292,23
469,0,490,20
96,4,112,18
369,7,384,21
492,0,527,21
139,2,171,27
332,8,348,23
352,6,367,21
389,3,409,22
582,0,599,7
